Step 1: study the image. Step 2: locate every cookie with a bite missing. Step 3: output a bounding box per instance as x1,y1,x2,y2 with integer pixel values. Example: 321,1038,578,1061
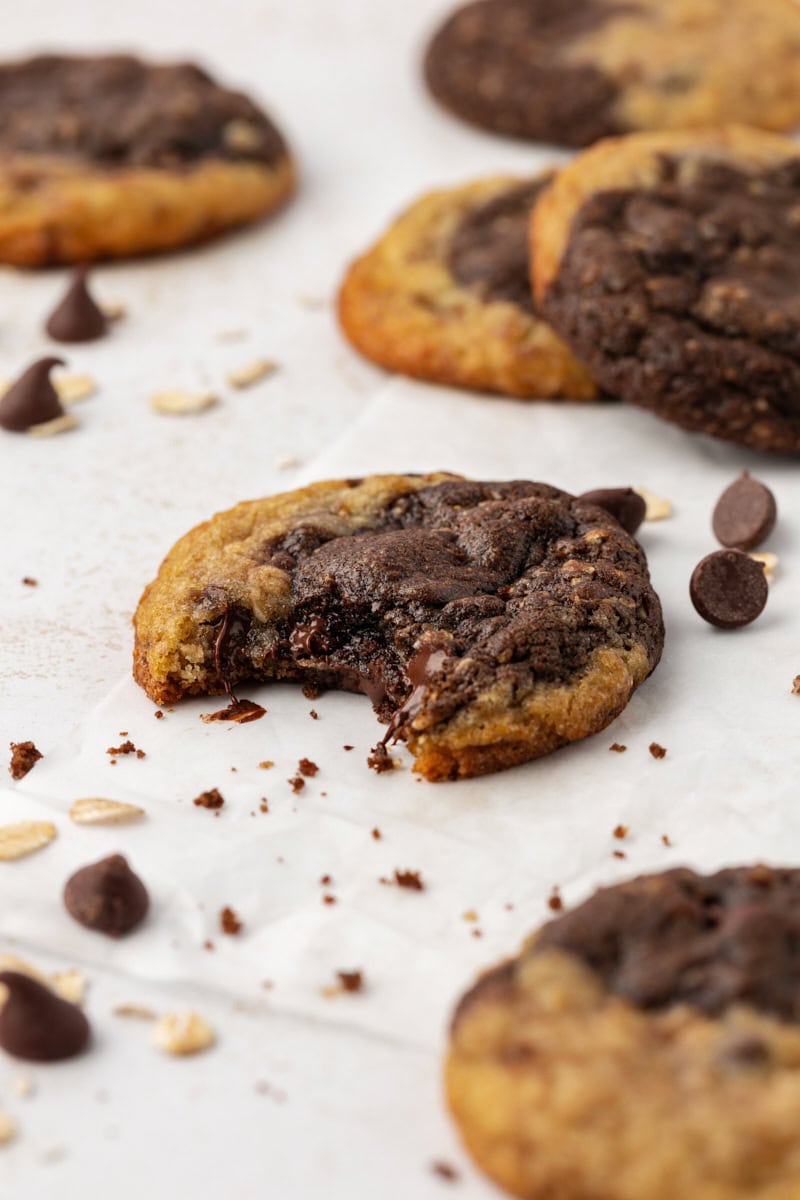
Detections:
133,473,663,781
338,174,597,400
424,0,800,148
533,127,800,453
0,54,295,265
448,865,800,1199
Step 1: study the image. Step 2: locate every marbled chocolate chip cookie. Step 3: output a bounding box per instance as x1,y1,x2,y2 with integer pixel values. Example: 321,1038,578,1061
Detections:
448,865,800,1198
0,54,295,265
424,0,800,148
338,174,597,400
533,127,800,453
133,474,663,781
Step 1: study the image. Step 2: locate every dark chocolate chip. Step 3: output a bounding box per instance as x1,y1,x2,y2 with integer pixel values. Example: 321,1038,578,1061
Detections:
0,971,90,1062
0,357,65,432
712,472,777,551
63,854,149,937
45,267,107,343
577,487,647,535
690,550,768,629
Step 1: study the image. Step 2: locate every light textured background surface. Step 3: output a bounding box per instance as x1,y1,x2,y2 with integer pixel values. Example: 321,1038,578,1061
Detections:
1,4,799,1199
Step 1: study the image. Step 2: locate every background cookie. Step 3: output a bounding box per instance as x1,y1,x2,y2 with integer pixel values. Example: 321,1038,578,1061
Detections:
448,866,800,1199
533,127,800,454
339,175,597,399
0,54,295,265
133,474,663,780
424,0,800,148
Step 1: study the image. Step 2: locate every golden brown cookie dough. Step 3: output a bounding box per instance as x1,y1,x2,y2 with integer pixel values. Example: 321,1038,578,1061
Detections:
133,474,663,781
338,175,597,400
0,55,295,266
424,0,800,148
532,127,800,453
448,866,800,1199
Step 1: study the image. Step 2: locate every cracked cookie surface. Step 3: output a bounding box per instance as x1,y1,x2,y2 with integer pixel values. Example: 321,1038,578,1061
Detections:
424,0,800,148
0,54,295,264
534,127,800,453
338,174,597,400
133,473,663,780
448,865,800,1198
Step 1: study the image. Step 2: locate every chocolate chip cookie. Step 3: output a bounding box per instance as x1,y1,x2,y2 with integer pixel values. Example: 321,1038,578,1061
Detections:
0,54,295,265
133,474,663,781
533,127,800,453
424,0,800,148
338,175,597,400
448,866,800,1198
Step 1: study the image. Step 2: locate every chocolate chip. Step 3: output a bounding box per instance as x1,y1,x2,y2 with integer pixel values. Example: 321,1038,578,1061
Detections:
577,488,646,536
0,971,90,1061
716,1034,771,1071
63,854,149,937
45,267,107,343
0,357,65,432
690,549,768,629
712,471,777,551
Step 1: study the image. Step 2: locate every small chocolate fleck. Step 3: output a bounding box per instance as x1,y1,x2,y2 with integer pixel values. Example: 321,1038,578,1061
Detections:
336,970,364,993
613,850,627,860
45,268,108,343
649,743,667,760
578,487,646,536
547,888,563,912
0,972,90,1062
21,577,38,587
609,743,627,754
661,834,673,847
793,676,800,696
200,698,266,724
154,710,164,720
220,906,242,935
309,709,319,720
712,472,777,551
371,827,382,840
343,744,354,751
395,869,424,891
322,894,337,906
298,758,318,777
193,788,225,810
367,743,398,774
288,775,305,794
64,854,149,937
690,549,768,629
431,1160,460,1183
613,825,629,840
0,357,65,432
9,741,42,780
106,739,145,759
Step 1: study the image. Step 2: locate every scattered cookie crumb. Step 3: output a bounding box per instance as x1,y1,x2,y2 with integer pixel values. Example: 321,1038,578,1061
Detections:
635,487,672,521
204,940,215,952
220,906,242,935
322,894,337,906
150,389,217,416
9,740,42,780
309,709,319,720
792,676,800,696
193,788,225,810
153,1011,215,1057
462,909,478,923
547,887,563,912
288,775,305,794
343,744,354,751
371,827,382,840
227,359,278,390
661,834,673,848
319,874,332,886
649,742,667,760
259,799,269,813
21,576,38,587
154,710,164,720
106,739,145,760
394,869,424,891
613,825,629,840
368,743,399,773
298,758,318,777
259,760,274,770
609,743,627,753
613,850,627,860
336,970,364,994
431,1161,459,1183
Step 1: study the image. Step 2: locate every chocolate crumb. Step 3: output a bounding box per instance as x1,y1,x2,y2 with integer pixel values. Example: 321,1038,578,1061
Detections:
336,970,364,993
368,743,398,773
649,743,667,760
302,684,321,700
547,888,563,912
154,710,164,720
106,739,145,759
298,758,318,777
9,741,42,780
21,577,37,587
371,827,382,840
661,834,673,847
204,940,215,951
322,894,337,906
613,850,627,860
613,825,629,840
220,906,242,935
258,760,274,769
609,743,627,753
320,874,332,885
193,788,225,810
259,799,269,813
471,928,483,938
431,1161,460,1183
309,709,319,720
343,744,354,751
395,869,424,891
288,775,305,794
